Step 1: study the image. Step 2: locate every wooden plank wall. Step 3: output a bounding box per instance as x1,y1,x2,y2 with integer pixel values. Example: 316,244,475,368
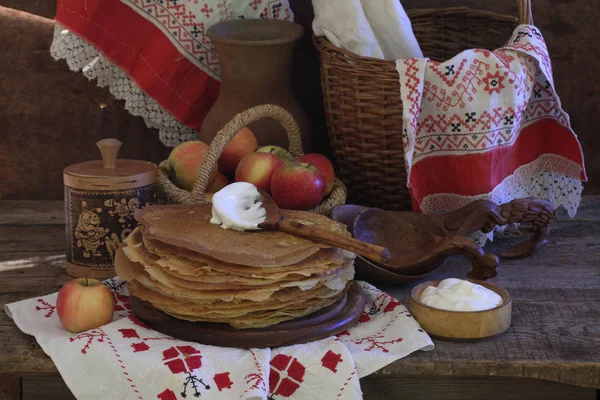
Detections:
1,0,598,199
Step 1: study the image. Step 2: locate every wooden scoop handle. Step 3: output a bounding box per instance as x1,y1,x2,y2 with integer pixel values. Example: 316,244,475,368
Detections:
277,219,390,264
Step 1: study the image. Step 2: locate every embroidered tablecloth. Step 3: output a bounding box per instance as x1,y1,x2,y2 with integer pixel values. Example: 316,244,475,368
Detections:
396,25,586,218
5,279,433,399
51,0,293,147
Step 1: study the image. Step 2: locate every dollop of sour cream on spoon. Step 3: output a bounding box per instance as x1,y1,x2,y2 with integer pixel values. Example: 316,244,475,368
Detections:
420,278,503,312
209,182,267,231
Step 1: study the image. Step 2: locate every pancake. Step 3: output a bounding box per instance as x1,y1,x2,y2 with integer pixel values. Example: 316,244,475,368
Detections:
127,279,346,329
115,204,357,329
135,205,349,267
122,227,348,288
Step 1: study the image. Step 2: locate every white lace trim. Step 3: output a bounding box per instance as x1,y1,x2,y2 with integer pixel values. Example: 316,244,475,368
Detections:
50,24,198,147
420,154,583,245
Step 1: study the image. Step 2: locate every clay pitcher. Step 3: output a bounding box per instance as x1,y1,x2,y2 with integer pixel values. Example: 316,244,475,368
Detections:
201,19,311,151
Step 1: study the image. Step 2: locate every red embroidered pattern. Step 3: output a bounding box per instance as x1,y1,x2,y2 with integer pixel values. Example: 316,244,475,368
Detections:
157,388,177,400
114,293,131,312
351,335,403,353
163,345,203,374
213,372,233,391
336,369,357,398
321,350,343,373
162,346,210,397
358,312,371,323
131,342,150,352
240,350,266,398
482,71,505,95
35,299,56,318
126,0,220,75
119,328,140,339
69,329,107,354
269,354,306,397
105,328,144,399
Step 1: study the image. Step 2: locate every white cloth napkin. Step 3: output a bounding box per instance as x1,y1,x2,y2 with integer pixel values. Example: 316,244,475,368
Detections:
312,0,422,59
5,279,433,400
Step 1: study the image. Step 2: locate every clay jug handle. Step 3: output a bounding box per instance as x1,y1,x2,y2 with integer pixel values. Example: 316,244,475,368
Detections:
97,138,122,169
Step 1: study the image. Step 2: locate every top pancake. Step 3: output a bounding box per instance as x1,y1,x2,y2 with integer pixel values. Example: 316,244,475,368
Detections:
135,204,350,267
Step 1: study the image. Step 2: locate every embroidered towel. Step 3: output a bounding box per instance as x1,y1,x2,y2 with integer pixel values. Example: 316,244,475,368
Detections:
5,279,433,400
395,25,586,218
51,0,294,147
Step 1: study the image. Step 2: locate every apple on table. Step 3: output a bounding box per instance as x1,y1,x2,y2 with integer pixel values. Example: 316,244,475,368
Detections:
57,278,115,333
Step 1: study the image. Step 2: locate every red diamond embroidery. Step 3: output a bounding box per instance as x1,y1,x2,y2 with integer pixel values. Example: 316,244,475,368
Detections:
157,388,177,400
132,342,149,352
359,312,371,323
163,346,202,374
213,372,233,391
269,354,305,397
118,328,139,339
114,293,130,312
321,350,343,373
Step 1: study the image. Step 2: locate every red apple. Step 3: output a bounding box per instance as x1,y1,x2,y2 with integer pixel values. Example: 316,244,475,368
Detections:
207,172,229,194
297,153,335,195
218,127,258,175
168,141,218,191
56,278,115,333
271,162,326,210
235,152,284,193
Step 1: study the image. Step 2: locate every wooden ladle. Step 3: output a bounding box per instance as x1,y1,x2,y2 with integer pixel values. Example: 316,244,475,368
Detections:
332,197,556,281
256,191,390,264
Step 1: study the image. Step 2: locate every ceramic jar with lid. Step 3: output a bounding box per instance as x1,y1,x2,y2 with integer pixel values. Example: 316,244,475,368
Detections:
63,139,157,279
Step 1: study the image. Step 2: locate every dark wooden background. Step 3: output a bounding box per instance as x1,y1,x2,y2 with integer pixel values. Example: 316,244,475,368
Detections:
1,0,598,199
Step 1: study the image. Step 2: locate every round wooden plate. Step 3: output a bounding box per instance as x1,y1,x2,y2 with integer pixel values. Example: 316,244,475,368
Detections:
130,282,366,348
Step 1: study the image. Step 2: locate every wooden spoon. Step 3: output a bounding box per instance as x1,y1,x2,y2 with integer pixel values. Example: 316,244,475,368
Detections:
257,192,390,264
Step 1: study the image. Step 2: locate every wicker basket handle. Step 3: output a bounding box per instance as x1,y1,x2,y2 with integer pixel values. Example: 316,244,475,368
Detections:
517,0,533,25
185,104,305,204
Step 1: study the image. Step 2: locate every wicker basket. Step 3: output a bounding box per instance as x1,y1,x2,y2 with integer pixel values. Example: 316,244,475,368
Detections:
156,104,347,215
315,0,533,211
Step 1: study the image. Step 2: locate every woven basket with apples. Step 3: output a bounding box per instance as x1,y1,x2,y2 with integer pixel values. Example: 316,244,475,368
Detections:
156,104,347,215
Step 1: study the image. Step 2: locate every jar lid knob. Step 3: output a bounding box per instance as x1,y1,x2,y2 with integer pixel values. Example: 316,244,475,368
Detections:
97,138,123,169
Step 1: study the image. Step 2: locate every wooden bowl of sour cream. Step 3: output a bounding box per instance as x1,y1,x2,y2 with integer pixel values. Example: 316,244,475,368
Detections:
409,279,512,340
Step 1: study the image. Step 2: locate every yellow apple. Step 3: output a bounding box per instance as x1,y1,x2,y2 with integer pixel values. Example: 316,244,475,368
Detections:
56,278,115,333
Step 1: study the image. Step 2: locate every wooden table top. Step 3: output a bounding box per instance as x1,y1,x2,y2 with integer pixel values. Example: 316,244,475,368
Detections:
1,199,599,390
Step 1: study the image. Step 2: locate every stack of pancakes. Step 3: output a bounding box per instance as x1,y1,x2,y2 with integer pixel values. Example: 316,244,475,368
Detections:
115,205,355,329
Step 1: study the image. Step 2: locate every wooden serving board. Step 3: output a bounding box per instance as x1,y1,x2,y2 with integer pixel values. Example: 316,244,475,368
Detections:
130,282,366,348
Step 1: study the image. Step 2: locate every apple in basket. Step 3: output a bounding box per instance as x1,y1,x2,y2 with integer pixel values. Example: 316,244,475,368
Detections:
57,278,115,333
218,127,258,175
168,141,218,191
207,172,229,194
271,162,326,210
235,151,285,193
256,145,294,162
297,153,335,195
